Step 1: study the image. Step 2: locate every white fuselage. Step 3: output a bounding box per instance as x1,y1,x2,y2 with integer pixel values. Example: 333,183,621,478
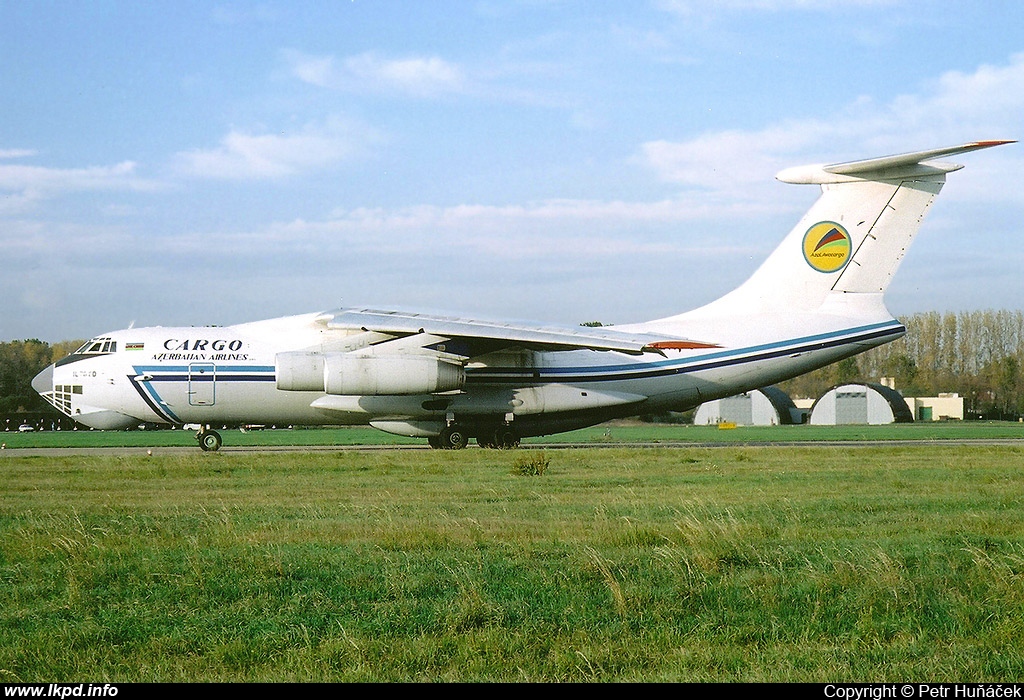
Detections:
36,307,904,438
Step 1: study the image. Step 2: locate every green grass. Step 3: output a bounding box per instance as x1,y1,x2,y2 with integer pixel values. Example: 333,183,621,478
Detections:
3,444,1024,681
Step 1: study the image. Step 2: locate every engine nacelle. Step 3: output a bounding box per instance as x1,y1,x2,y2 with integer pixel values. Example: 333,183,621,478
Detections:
274,351,325,392
324,354,465,395
276,351,465,395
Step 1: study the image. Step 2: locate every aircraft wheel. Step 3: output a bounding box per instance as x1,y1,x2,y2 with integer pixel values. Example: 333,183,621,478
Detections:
494,426,520,449
199,430,222,452
438,425,468,450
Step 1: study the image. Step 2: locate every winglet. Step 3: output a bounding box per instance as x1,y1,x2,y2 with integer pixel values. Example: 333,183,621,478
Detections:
777,140,1014,184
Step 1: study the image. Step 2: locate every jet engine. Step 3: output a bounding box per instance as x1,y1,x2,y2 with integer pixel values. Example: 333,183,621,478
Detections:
276,351,465,396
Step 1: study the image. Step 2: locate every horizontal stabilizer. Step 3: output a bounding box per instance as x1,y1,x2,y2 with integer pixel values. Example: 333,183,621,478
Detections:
777,140,1014,184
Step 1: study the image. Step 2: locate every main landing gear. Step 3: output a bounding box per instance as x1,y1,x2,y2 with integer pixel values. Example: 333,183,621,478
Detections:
429,423,469,450
478,424,521,450
427,422,520,450
196,427,222,452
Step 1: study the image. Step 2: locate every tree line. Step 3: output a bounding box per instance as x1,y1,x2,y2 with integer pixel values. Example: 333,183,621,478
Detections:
1,309,1023,424
0,339,83,416
779,310,1024,419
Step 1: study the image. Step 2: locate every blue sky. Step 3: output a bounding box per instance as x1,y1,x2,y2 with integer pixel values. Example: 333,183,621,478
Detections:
2,0,1022,342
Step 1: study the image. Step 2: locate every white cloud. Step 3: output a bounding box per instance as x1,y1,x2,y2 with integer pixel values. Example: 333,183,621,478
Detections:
288,53,336,87
0,160,145,190
284,50,465,97
0,159,158,212
152,195,779,272
173,118,380,180
0,219,134,260
639,127,820,191
638,53,1024,200
0,149,36,159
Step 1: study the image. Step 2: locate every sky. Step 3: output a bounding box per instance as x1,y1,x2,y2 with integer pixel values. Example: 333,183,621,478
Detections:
2,0,1022,342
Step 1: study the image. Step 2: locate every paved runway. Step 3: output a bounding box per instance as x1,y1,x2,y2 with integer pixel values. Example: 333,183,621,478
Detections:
3,438,1021,457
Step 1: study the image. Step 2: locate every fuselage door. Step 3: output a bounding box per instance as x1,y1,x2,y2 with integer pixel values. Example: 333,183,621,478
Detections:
188,362,216,406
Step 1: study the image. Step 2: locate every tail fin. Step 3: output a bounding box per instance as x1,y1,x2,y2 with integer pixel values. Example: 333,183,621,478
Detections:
691,140,1013,317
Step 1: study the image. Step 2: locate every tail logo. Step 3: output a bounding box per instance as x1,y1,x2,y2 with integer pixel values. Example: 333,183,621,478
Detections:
802,221,852,273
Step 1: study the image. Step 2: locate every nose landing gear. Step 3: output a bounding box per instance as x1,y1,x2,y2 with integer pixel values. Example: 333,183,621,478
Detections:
196,427,222,452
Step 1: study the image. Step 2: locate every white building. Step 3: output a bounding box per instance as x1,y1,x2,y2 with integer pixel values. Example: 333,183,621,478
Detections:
694,387,802,426
903,394,964,421
809,383,914,425
880,378,964,420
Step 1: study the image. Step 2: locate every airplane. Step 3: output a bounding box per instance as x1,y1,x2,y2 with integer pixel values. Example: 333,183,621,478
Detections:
32,140,1012,451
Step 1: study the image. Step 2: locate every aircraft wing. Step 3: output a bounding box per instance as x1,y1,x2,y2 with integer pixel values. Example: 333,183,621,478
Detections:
323,308,717,355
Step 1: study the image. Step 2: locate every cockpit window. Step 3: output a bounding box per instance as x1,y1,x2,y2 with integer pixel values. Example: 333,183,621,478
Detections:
75,338,117,355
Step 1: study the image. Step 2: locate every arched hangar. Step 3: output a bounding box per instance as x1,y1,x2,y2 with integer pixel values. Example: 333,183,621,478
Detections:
694,386,802,426
809,383,914,425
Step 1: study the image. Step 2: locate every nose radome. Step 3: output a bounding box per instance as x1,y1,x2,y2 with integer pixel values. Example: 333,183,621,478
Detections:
32,364,54,395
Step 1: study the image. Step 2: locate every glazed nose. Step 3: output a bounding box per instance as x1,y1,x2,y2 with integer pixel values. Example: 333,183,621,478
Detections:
32,364,54,395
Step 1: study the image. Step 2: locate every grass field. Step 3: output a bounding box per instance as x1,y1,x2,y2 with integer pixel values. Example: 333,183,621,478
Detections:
3,435,1024,681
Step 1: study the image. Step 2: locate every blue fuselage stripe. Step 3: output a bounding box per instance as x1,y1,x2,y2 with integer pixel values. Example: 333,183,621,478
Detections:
467,321,904,383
